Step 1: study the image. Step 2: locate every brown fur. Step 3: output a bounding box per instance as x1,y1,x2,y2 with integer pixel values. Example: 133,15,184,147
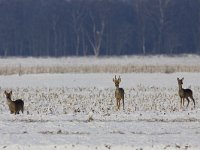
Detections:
4,91,24,115
113,75,124,110
177,78,195,109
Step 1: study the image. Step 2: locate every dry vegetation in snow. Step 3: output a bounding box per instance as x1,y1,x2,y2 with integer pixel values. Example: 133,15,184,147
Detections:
1,55,200,75
3,65,200,75
1,85,199,115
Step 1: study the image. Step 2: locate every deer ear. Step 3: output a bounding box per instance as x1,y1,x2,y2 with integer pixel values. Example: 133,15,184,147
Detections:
10,91,12,95
4,91,7,95
113,75,117,82
118,76,121,82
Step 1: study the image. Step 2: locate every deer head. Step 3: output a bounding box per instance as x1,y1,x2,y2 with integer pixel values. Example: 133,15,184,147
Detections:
177,77,184,85
4,90,12,99
113,75,121,87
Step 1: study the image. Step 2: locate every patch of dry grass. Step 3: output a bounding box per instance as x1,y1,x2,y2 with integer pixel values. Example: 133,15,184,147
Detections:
1,65,200,75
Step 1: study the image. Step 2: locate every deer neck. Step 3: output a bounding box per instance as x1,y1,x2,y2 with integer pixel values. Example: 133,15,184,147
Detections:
6,97,13,105
115,85,120,91
178,84,183,91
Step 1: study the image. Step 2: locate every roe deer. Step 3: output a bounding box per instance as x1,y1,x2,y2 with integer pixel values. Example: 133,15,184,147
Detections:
113,75,124,110
4,91,24,114
177,78,195,109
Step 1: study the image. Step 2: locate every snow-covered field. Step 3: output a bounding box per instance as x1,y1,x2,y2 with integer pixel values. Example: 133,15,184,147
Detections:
1,56,200,149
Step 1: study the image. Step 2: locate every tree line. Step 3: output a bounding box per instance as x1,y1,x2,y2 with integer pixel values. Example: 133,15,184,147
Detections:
0,0,200,57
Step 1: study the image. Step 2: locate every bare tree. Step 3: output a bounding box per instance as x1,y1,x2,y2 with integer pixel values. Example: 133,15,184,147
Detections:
157,0,171,53
70,1,86,56
134,0,147,54
52,14,59,56
87,12,105,57
85,0,112,57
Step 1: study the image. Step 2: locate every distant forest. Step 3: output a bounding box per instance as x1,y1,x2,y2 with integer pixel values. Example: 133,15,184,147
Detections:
0,0,200,56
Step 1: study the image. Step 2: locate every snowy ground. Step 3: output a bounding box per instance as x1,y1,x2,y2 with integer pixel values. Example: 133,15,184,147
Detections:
1,72,200,149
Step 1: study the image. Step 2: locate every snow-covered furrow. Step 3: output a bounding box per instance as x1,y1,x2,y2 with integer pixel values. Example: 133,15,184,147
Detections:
1,111,200,150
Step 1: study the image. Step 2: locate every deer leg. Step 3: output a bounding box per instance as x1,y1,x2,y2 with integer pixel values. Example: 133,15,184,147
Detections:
182,98,185,108
116,99,118,110
186,97,190,108
117,100,120,110
190,96,195,108
122,98,125,110
180,98,183,109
